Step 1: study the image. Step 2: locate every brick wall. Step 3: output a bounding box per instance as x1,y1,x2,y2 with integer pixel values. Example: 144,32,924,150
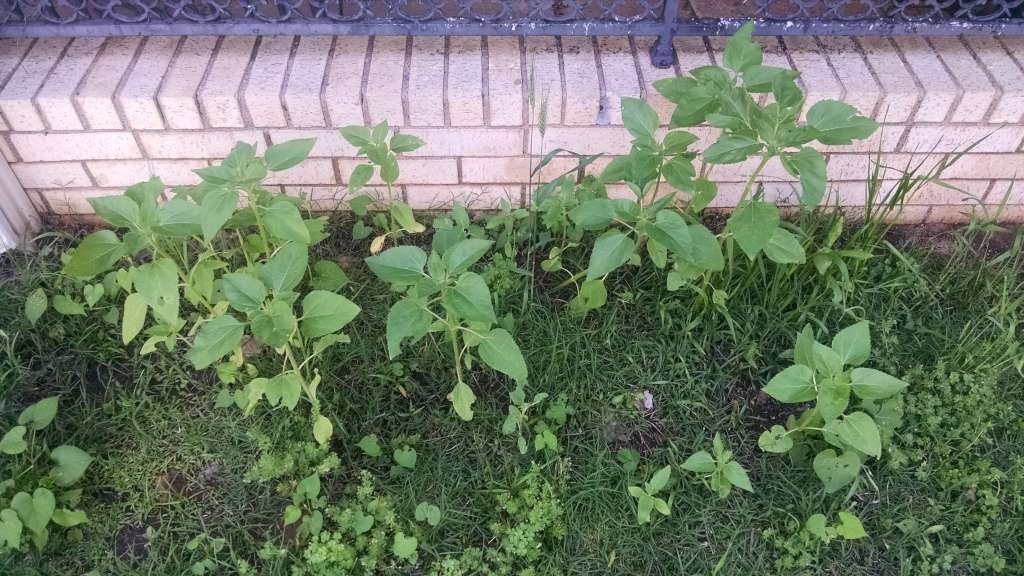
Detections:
1,35,1023,223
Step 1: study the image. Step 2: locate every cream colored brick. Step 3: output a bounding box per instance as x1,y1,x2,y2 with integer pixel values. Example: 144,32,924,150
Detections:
827,154,873,181
814,37,880,120
530,126,632,156
902,125,1024,154
525,37,562,124
27,191,49,214
36,37,103,130
934,154,1024,180
0,38,68,131
139,130,262,158
76,37,141,130
283,185,348,211
559,37,600,126
986,180,1020,205
406,185,520,209
198,36,256,128
408,37,445,126
855,37,918,123
365,36,405,126
244,36,292,127
325,36,368,127
984,204,1024,223
635,36,678,126
86,159,207,187
448,37,484,126
674,36,713,73
336,158,457,185
964,37,1024,124
928,37,996,123
598,37,641,126
284,36,331,127
268,129,356,157
264,158,336,185
927,205,976,223
892,36,956,122
822,125,905,154
159,36,216,129
38,189,119,214
461,156,583,184
486,37,523,127
886,205,930,224
0,39,34,130
12,163,92,188
120,36,179,130
782,36,843,116
910,179,991,205
0,135,16,163
402,127,523,157
11,132,141,162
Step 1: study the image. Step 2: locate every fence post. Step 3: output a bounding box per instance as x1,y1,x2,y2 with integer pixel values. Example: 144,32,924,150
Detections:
649,0,679,68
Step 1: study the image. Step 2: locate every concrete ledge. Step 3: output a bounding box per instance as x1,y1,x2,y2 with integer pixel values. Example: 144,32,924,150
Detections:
1,35,1023,222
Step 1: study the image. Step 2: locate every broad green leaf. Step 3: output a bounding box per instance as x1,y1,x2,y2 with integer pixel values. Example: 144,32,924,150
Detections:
300,290,360,339
88,195,139,229
683,223,724,271
18,397,58,431
264,138,316,171
722,460,753,492
663,130,699,154
222,272,267,314
805,514,828,541
704,135,762,165
647,465,673,494
447,381,477,421
813,449,861,493
311,415,332,445
794,325,816,368
851,368,908,400
393,446,417,469
63,230,124,279
260,243,308,293
569,199,617,231
52,295,85,316
310,260,348,291
250,299,296,348
83,283,104,307
390,202,425,233
758,425,793,453
263,373,302,410
49,445,93,486
199,188,239,241
836,511,867,540
832,321,871,367
723,21,761,74
812,341,843,376
50,508,87,528
442,272,496,324
571,278,608,314
390,133,425,153
479,328,528,383
817,375,851,422
356,434,382,457
24,288,47,327
348,165,374,194
763,364,815,403
263,201,311,245
586,232,635,281
365,246,428,284
688,179,718,212
386,299,432,359
764,228,806,264
831,411,881,458
415,502,441,527
392,532,418,561
122,293,147,345
134,258,179,323
621,97,660,140
681,451,715,474
156,198,204,237
339,125,372,148
781,147,827,207
647,210,692,257
0,509,22,549
727,201,779,259
807,100,879,145
188,315,245,370
11,488,55,535
443,239,493,274
0,426,27,455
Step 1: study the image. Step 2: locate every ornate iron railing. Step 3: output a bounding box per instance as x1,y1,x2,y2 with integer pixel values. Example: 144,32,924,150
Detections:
1,0,1022,67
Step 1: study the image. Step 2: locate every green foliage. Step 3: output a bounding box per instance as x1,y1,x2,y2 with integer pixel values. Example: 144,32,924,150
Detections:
758,321,908,492
366,237,527,421
764,511,867,572
501,383,574,455
627,465,672,525
0,397,91,554
680,432,753,499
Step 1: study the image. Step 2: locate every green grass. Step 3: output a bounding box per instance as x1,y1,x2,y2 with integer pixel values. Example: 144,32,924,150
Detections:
1,217,1022,575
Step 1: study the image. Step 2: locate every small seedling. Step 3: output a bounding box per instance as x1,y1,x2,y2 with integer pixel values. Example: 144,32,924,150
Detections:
627,466,672,525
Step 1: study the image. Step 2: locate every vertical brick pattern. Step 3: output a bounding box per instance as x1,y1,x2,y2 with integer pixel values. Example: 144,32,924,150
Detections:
0,33,1022,223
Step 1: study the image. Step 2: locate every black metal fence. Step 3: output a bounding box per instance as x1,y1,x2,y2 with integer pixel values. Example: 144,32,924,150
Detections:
1,0,1022,68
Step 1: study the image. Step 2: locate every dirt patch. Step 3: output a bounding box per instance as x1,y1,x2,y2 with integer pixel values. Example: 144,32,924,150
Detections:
114,523,150,561
603,410,673,456
154,462,224,501
731,376,807,431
